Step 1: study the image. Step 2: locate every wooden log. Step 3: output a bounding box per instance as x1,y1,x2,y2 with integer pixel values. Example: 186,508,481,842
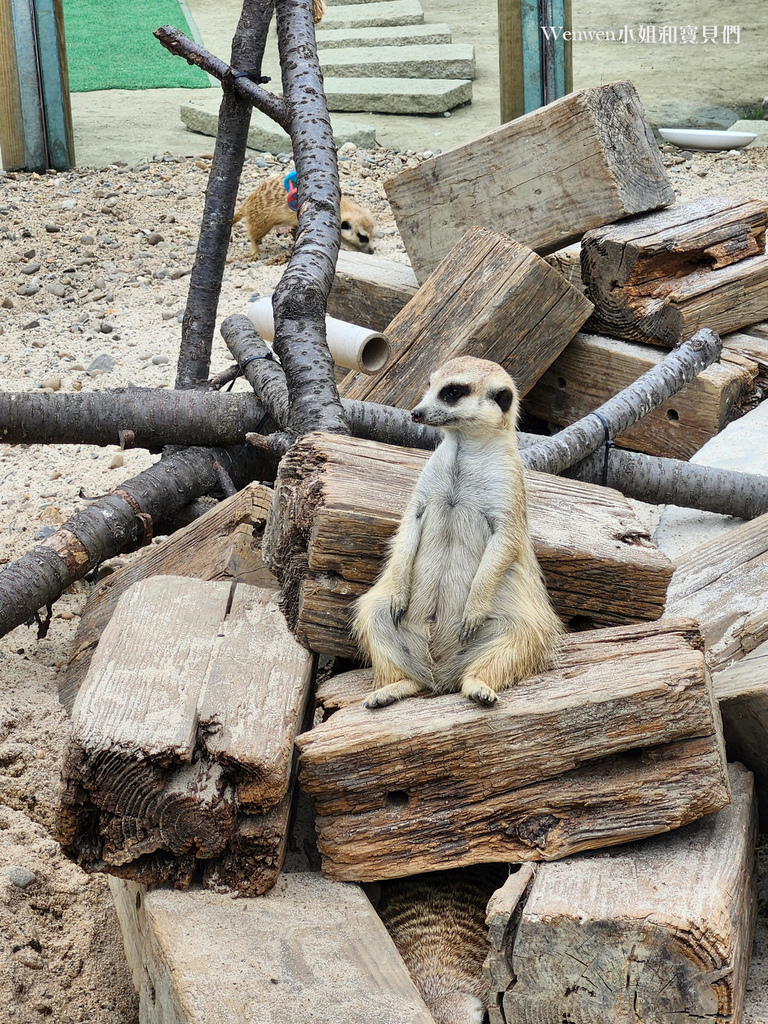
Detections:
263,432,674,657
109,873,435,1023
384,81,674,283
542,241,584,294
665,511,768,679
327,249,418,333
581,195,768,346
523,331,758,460
665,513,768,820
296,618,730,881
59,482,274,714
486,762,756,1024
56,577,314,891
338,227,593,408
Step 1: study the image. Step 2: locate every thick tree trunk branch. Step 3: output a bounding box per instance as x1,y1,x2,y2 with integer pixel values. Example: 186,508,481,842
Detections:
269,0,348,438
521,329,723,474
0,390,269,447
161,0,275,389
0,445,271,641
154,24,289,128
565,447,768,520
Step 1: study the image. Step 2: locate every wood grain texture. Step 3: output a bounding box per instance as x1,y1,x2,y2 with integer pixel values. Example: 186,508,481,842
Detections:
523,331,758,459
338,227,593,408
297,619,730,881
263,432,673,657
327,249,418,332
59,483,274,714
493,763,756,1024
384,81,673,282
665,511,768,678
109,873,436,1024
581,195,768,345
56,577,314,891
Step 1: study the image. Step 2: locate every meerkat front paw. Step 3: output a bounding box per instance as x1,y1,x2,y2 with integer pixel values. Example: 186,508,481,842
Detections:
363,678,426,708
390,595,409,627
461,676,498,705
459,610,486,646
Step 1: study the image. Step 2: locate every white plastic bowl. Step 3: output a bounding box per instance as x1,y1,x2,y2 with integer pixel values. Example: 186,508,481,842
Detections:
658,128,756,151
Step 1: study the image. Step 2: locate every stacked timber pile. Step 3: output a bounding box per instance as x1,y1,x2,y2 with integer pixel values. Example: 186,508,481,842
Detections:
48,79,768,1023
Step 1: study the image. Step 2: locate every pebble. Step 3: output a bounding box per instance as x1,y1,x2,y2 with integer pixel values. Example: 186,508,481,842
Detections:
22,318,41,329
6,866,36,888
59,198,77,209
151,353,170,365
147,231,164,245
39,375,62,391
45,281,66,297
2,296,14,308
100,321,115,334
109,453,124,469
87,353,116,373
80,234,95,245
44,222,60,233
20,261,41,275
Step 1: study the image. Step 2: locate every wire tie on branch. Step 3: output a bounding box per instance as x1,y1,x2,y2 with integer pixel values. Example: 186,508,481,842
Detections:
590,410,614,487
231,70,271,83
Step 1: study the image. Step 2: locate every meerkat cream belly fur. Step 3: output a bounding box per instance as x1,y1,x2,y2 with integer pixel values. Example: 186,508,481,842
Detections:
353,356,563,708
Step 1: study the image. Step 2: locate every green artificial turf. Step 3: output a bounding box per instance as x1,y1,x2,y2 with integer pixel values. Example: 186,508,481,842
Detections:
63,0,210,92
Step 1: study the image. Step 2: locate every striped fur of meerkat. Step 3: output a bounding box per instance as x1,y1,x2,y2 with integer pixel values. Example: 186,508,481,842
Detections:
374,865,509,1024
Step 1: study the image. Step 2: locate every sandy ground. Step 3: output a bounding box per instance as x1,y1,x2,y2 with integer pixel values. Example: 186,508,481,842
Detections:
1,2,768,1020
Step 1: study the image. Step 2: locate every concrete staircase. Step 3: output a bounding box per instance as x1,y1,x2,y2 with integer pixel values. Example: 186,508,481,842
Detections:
317,0,474,115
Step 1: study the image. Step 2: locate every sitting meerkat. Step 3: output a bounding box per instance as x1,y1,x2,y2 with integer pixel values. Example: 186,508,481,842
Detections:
354,356,563,709
230,175,375,260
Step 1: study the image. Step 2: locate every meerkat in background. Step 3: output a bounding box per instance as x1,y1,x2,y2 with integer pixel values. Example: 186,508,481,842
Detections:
354,356,563,709
230,176,376,260
375,866,507,1024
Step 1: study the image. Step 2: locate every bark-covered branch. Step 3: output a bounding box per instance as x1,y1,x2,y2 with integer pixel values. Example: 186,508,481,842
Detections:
565,446,768,519
269,0,348,437
521,329,723,474
221,314,438,448
160,0,275,389
154,24,289,128
0,390,270,447
0,445,271,641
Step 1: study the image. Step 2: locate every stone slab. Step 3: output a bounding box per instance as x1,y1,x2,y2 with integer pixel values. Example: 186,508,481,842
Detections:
325,77,472,114
320,43,475,80
322,0,424,29
728,119,768,146
316,22,452,49
654,398,768,560
180,99,376,152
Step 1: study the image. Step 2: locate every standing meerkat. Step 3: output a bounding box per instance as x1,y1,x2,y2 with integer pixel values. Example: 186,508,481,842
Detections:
230,176,375,260
353,356,563,708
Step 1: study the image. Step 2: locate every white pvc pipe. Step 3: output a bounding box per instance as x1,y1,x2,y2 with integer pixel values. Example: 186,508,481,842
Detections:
247,296,391,375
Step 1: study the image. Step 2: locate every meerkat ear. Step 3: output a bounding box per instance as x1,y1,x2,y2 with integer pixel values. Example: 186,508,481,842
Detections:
492,387,514,413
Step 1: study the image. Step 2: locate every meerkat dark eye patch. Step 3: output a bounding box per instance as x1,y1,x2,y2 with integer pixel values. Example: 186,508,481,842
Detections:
341,221,351,231
357,233,369,244
493,387,514,413
438,383,471,405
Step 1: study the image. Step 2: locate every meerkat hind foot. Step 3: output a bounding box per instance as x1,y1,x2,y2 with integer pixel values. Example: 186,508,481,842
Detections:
461,676,498,706
363,678,426,709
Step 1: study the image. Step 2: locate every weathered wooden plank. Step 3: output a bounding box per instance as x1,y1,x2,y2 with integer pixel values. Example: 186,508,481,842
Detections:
384,81,673,282
665,511,768,677
59,483,274,714
492,763,756,1024
56,577,314,891
338,227,593,408
542,241,584,293
523,331,758,459
263,432,674,657
296,619,730,881
33,0,75,170
0,0,24,169
327,249,418,332
581,195,768,345
109,873,436,1023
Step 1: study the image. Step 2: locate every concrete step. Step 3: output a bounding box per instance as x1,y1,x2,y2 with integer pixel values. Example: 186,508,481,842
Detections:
324,76,472,114
322,0,424,30
180,97,376,152
317,22,452,49
321,43,475,80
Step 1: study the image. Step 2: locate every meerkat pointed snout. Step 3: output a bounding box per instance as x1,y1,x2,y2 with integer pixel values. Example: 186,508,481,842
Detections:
353,356,563,710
